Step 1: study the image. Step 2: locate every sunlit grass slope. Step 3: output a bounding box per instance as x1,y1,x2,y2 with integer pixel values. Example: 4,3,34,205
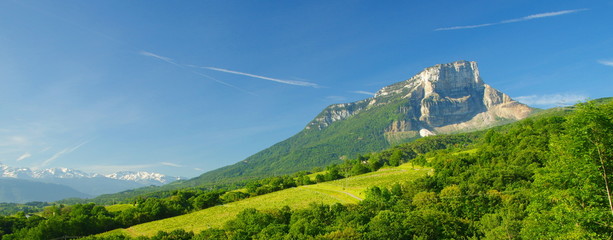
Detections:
104,204,134,213
103,163,431,237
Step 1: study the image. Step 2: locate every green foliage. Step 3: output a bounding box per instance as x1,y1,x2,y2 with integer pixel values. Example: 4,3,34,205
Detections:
12,99,613,240
118,99,610,240
0,202,49,216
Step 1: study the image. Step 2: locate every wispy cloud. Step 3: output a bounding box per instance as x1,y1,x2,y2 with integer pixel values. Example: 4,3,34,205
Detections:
140,50,318,89
515,93,587,107
203,67,319,87
191,71,257,96
16,152,31,161
598,60,613,67
435,8,588,31
139,51,178,66
38,140,90,168
352,90,375,96
139,51,255,94
160,162,182,167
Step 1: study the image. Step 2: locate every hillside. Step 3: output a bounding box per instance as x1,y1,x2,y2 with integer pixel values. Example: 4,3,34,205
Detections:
84,60,536,204
2,99,611,239
180,60,532,188
103,163,432,237
98,99,613,239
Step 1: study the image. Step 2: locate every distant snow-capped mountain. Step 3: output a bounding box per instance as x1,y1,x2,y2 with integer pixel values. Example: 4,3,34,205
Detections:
0,163,180,185
0,163,183,199
105,171,182,185
0,164,92,179
33,167,95,179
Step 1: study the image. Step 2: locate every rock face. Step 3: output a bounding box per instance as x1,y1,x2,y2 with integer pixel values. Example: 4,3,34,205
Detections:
308,60,531,138
306,100,370,130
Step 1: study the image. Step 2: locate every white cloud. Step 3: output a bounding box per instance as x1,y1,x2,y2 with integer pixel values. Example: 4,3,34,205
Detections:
514,93,587,107
38,140,90,168
139,51,177,65
503,9,588,22
435,23,496,31
352,90,375,96
191,71,257,96
16,152,31,161
160,162,182,167
436,8,588,31
203,67,319,87
598,60,613,67
139,51,258,94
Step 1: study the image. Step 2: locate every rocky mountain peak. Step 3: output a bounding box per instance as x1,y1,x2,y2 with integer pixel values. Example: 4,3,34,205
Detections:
375,60,482,99
307,60,532,138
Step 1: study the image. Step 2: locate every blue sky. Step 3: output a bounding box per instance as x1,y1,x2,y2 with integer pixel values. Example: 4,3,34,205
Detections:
0,0,611,178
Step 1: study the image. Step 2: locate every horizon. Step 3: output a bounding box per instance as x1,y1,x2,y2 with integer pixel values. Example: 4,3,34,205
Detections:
1,1,612,178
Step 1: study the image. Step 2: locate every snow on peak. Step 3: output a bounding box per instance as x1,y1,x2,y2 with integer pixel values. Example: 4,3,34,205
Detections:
0,164,180,185
105,171,181,185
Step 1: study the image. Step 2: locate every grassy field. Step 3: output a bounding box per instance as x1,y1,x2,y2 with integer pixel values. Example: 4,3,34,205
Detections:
102,163,431,237
105,204,134,213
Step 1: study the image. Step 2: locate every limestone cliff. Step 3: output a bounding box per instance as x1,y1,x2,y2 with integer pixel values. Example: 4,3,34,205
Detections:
307,60,532,140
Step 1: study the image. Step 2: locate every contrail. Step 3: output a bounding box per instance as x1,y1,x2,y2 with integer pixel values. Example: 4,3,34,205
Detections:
204,67,319,87
352,90,375,96
139,51,178,66
39,139,91,168
140,51,255,95
191,71,258,96
435,8,588,31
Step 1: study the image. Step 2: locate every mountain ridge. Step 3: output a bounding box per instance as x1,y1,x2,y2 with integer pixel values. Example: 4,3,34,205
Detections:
0,163,182,200
307,60,531,135
0,178,90,203
181,60,532,187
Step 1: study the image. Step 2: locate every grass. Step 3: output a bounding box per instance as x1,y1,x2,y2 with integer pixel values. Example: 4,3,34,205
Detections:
105,204,134,213
101,163,431,237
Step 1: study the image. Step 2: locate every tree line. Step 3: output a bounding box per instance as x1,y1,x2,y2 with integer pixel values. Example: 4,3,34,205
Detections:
82,100,613,239
3,100,612,239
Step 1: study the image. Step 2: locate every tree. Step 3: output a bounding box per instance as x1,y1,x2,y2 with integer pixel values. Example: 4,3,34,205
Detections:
566,102,613,215
366,210,409,239
522,101,613,238
315,174,325,183
350,163,370,176
389,149,403,166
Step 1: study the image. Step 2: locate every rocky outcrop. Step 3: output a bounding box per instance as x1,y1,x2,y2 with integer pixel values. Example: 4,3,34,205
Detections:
306,99,370,130
307,60,532,139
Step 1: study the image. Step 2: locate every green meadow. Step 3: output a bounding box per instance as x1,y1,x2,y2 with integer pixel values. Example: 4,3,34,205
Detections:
102,163,430,237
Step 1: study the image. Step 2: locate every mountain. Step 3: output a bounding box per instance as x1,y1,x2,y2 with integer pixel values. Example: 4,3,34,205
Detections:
0,164,182,198
182,60,533,187
0,178,90,203
106,171,181,186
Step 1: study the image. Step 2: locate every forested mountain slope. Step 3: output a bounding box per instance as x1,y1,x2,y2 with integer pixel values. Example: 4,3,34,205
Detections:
181,60,532,187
